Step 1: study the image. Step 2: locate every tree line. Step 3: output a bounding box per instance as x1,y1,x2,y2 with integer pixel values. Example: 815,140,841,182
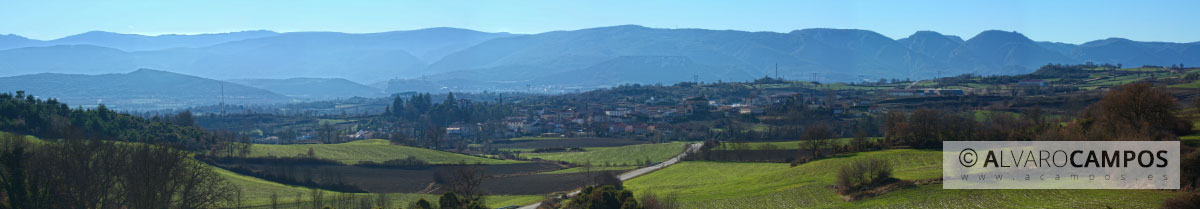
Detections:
0,133,236,209
0,91,238,151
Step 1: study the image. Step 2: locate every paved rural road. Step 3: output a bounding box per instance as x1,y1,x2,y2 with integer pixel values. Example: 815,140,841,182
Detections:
517,143,703,209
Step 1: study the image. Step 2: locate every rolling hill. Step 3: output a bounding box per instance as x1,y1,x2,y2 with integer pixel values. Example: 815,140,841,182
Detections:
624,149,1179,208
0,69,289,110
227,78,383,99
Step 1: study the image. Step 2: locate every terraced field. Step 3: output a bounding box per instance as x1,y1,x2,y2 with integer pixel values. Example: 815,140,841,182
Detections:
522,142,690,165
249,139,519,164
624,149,1181,208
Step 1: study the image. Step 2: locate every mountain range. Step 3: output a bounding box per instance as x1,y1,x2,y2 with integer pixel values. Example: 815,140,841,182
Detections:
0,69,289,110
226,77,383,99
1,25,1197,92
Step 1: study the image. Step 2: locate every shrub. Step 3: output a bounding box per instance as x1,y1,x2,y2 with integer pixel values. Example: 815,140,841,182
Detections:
566,185,640,209
836,157,894,194
594,171,623,189
409,199,433,209
1162,192,1200,209
639,192,680,209
356,156,430,169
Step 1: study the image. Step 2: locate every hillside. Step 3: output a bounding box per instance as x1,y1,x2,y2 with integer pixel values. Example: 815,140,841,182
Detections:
624,149,1180,208
227,78,382,99
0,69,289,110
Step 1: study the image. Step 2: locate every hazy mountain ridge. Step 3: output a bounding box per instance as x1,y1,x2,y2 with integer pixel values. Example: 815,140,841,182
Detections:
0,30,281,51
0,28,518,82
227,77,383,99
0,25,1197,92
0,69,289,110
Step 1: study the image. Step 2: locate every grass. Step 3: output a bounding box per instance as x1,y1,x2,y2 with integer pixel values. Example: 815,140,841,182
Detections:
624,149,1180,208
521,142,690,166
0,132,540,208
216,165,540,208
1171,80,1200,88
249,139,522,164
538,166,638,174
510,136,568,141
715,138,881,150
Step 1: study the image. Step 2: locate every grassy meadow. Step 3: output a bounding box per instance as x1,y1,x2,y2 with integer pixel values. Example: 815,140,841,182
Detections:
714,137,882,150
521,142,690,165
249,139,519,164
214,153,541,208
624,149,1181,208
537,166,638,174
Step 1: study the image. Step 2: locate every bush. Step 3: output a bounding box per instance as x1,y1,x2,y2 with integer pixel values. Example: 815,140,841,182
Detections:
1163,192,1200,209
356,156,430,169
639,192,680,209
594,171,624,189
836,158,894,194
566,185,640,209
532,147,587,153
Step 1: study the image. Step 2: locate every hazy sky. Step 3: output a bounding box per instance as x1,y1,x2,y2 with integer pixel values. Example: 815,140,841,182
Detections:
2,0,1197,44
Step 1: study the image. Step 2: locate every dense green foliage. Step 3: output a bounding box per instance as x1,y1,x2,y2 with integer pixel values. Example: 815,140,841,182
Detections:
835,157,893,194
0,91,228,150
0,132,236,209
567,185,643,209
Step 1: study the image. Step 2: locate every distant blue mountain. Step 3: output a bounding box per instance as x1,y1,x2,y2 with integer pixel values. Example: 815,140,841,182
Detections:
227,77,382,99
0,30,280,51
0,28,517,83
0,25,1197,91
0,69,289,110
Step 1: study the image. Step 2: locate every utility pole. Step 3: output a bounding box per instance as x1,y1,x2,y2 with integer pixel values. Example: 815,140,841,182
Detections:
774,63,778,79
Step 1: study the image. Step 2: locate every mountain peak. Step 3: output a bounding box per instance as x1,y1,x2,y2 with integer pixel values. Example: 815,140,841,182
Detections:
909,30,946,38
969,30,1034,43
128,68,177,75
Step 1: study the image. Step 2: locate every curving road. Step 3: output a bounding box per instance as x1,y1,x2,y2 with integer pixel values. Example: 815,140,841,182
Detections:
518,143,702,209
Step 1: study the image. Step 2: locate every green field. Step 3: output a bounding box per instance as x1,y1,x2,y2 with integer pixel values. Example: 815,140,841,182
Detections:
522,142,690,166
538,166,638,174
216,166,540,208
249,139,519,164
624,149,1180,208
715,138,881,150
509,136,569,141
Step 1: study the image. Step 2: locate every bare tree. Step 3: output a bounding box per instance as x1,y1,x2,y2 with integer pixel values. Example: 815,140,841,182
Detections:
436,163,485,200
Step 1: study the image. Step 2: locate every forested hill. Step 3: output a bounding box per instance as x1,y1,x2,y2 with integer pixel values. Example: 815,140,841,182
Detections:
0,69,290,110
0,91,236,150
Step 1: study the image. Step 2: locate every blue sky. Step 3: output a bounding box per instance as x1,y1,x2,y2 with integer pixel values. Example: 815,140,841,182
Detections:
2,0,1196,44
